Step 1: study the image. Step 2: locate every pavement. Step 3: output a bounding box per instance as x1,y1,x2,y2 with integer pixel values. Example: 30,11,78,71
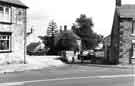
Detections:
0,55,134,74
0,63,134,86
0,56,66,74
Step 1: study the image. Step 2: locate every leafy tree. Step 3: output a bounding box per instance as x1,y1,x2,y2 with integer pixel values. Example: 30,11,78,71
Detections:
38,36,51,48
55,30,80,51
27,42,40,52
38,35,57,55
72,14,97,49
95,33,104,43
27,42,46,55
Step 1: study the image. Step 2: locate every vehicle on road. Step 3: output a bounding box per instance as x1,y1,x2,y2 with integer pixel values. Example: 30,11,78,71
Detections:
61,50,96,64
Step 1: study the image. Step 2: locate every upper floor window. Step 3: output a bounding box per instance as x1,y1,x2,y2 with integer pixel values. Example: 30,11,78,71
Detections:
16,9,24,24
5,8,9,14
0,7,4,13
0,5,11,23
0,7,4,17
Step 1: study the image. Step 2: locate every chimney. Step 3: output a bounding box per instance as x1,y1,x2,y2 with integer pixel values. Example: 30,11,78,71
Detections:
116,0,121,7
64,25,67,31
60,25,63,32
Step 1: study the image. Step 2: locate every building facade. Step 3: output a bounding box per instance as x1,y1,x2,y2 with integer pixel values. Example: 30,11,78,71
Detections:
0,0,28,64
119,5,135,60
110,0,135,64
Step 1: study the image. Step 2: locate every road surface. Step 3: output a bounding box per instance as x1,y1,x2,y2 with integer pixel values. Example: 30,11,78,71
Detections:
0,64,134,86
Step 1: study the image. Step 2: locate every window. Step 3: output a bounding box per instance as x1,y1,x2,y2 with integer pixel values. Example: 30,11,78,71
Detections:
5,7,9,14
0,32,11,52
0,7,4,18
0,5,11,23
16,9,24,24
0,7,3,13
5,7,10,22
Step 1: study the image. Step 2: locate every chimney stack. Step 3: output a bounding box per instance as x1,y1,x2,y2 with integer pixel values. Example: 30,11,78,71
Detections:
116,0,121,7
64,25,67,31
60,25,63,32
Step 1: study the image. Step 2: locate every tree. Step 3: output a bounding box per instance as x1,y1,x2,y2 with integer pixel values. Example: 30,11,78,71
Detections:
95,34,104,43
72,14,97,49
38,36,52,48
46,20,58,54
27,42,46,55
47,20,58,37
55,30,80,51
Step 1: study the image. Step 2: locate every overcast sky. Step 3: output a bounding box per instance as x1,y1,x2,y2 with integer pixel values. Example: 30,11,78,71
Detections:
22,0,135,43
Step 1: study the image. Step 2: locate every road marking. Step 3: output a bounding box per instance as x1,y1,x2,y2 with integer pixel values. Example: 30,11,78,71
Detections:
1,74,135,86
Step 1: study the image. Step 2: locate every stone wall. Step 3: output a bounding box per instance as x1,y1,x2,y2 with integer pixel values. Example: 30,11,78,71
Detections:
0,6,26,64
119,19,132,59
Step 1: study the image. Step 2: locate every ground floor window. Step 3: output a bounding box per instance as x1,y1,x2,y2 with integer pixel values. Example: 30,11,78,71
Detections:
0,32,11,52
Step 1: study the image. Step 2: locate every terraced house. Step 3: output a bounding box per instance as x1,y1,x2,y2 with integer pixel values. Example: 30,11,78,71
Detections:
0,0,28,64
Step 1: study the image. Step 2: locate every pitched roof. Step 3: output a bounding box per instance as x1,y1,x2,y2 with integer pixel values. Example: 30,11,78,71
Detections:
119,4,135,18
0,0,28,8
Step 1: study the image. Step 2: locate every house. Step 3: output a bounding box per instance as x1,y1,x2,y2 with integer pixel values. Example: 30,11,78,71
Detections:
110,0,135,64
0,0,28,64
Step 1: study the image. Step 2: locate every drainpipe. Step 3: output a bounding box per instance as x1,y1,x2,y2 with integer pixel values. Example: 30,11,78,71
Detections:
24,9,27,64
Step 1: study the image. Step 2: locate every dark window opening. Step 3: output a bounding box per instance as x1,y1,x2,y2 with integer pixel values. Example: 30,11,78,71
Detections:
0,32,12,52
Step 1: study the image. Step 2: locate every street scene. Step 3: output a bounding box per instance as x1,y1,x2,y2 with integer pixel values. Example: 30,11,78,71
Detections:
0,0,135,86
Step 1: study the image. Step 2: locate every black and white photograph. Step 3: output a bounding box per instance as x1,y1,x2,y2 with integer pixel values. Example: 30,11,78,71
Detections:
0,0,134,86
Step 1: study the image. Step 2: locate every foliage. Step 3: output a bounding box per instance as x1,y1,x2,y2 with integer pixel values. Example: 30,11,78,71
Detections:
55,30,80,51
27,42,40,52
27,42,46,55
39,20,58,55
38,36,52,48
72,14,99,49
47,20,58,37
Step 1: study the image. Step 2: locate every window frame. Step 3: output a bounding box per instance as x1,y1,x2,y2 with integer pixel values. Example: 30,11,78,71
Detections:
0,32,12,53
16,9,24,24
0,5,11,23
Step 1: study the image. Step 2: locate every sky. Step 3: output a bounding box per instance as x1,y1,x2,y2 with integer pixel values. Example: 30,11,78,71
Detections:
22,0,135,43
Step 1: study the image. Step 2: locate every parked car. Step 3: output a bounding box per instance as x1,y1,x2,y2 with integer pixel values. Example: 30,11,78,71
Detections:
78,50,95,63
60,50,75,63
60,49,96,64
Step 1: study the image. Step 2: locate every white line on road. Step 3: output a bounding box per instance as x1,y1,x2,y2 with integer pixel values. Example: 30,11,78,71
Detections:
1,74,135,86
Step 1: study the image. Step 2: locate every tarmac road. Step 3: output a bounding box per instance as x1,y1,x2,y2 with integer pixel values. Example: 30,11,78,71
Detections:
0,64,134,86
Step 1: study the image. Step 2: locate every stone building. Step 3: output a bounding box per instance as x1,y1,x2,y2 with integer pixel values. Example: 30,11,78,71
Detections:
119,5,135,59
0,0,28,64
110,0,135,64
